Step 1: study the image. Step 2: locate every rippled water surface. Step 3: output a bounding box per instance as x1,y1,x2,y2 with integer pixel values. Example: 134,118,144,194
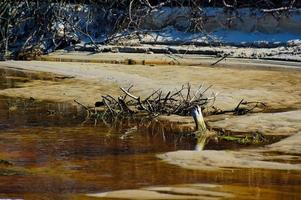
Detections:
0,68,300,200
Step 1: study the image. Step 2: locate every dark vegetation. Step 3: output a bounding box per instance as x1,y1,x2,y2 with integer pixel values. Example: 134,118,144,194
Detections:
0,0,299,60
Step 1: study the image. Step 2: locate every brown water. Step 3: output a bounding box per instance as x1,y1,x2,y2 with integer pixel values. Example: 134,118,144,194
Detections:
0,68,300,200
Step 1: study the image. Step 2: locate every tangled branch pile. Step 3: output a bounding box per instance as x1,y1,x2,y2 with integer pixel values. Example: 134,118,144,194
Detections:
1,0,300,59
75,83,267,126
76,84,218,123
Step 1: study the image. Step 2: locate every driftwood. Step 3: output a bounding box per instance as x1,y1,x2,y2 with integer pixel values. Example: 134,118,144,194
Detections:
74,84,267,151
74,83,218,124
210,99,266,116
74,83,266,127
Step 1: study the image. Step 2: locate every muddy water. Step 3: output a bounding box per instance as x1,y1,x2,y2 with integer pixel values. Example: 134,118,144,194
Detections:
0,68,300,200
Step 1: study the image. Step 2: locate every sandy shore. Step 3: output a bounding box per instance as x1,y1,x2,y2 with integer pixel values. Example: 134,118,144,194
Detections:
0,53,301,179
0,54,301,136
1,53,301,109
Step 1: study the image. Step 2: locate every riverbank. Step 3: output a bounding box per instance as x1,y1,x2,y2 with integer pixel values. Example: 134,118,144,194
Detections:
37,50,301,68
1,53,301,137
0,54,301,199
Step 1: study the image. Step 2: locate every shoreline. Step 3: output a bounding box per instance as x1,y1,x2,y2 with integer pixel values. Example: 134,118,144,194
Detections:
36,51,301,71
0,55,300,137
0,55,300,174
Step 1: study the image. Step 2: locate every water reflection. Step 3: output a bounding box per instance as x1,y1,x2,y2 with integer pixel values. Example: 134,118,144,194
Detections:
0,98,300,200
0,67,61,90
0,67,300,200
0,96,85,128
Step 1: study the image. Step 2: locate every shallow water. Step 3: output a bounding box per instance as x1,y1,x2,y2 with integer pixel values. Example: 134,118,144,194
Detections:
0,67,300,200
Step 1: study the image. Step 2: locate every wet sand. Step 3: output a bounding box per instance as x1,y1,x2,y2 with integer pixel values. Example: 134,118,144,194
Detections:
0,55,301,199
1,58,301,111
0,57,301,137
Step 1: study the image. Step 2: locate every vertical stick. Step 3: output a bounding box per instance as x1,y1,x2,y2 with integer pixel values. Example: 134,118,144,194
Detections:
191,105,209,151
191,105,206,133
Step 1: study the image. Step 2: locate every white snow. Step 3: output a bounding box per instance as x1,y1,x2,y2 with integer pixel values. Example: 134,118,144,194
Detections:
212,31,301,43
137,27,301,46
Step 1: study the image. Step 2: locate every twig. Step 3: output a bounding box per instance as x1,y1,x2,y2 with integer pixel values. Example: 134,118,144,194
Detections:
74,99,89,110
211,54,229,66
120,87,139,100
